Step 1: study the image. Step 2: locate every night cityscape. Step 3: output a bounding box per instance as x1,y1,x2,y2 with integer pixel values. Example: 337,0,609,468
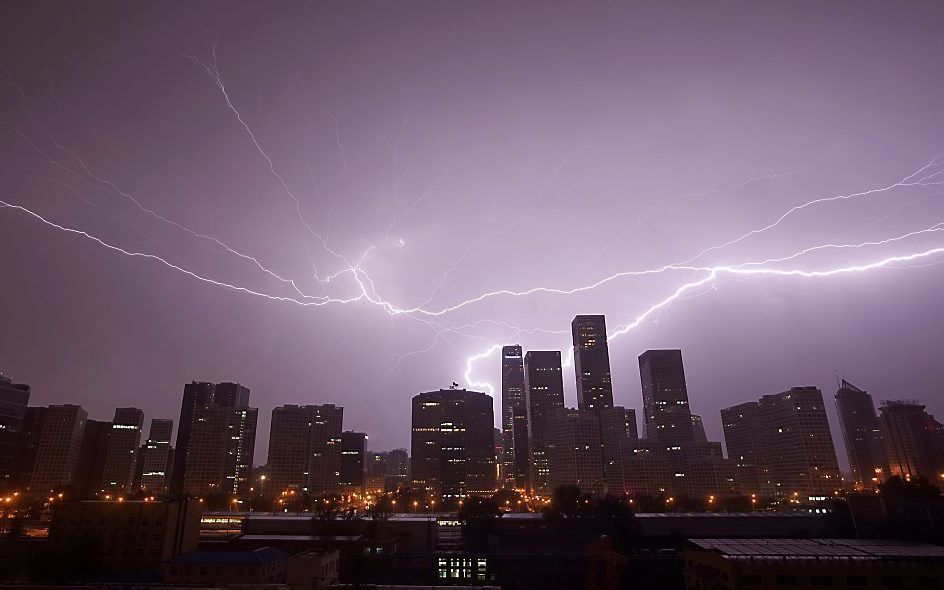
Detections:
2,2,944,589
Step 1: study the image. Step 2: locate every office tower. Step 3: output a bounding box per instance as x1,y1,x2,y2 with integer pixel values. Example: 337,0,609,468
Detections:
623,441,671,496
267,404,343,496
74,419,111,496
0,376,30,488
13,406,45,488
638,350,695,452
599,406,638,495
758,387,841,497
545,407,604,496
386,447,410,490
721,401,766,494
879,400,944,481
101,407,145,491
410,388,496,498
691,415,709,445
173,382,256,496
340,431,367,493
500,345,529,491
183,403,257,497
835,380,888,489
524,351,565,495
171,381,216,493
140,419,175,493
367,452,388,477
572,315,614,411
29,404,87,493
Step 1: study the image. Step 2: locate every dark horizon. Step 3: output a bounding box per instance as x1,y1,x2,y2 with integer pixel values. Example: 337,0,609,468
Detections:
3,2,944,471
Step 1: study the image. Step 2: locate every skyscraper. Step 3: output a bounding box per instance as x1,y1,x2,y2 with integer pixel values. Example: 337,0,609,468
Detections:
835,380,887,490
174,382,257,497
140,418,175,493
500,345,529,491
523,351,565,495
545,407,604,496
340,431,367,493
74,419,111,496
638,350,695,452
758,387,841,497
171,381,216,493
410,388,496,498
720,401,766,494
101,407,145,491
598,406,638,495
28,404,87,493
0,376,30,488
13,407,45,489
572,315,614,411
267,404,343,496
879,400,944,481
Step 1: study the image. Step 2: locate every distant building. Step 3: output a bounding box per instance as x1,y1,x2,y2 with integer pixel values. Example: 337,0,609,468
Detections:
598,406,638,495
267,404,343,496
835,380,888,490
340,431,367,493
140,418,174,493
13,406,45,489
638,350,695,454
101,407,144,491
29,404,87,493
74,419,111,496
49,499,201,573
500,345,529,491
720,401,766,494
759,387,842,497
0,376,30,489
386,447,409,490
411,388,496,498
572,315,614,411
171,381,215,493
545,407,604,496
879,400,944,481
524,351,565,495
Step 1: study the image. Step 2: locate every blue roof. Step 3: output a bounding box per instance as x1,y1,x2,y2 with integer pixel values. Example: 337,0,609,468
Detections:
167,547,288,566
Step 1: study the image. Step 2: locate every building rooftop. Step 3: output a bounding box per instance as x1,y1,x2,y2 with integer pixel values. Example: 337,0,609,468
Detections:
689,538,944,561
166,547,289,565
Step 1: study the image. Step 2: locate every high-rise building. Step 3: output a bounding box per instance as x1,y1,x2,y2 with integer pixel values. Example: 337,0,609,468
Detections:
546,407,604,496
758,387,841,497
101,407,145,491
523,351,565,495
171,381,216,493
410,388,496,498
174,382,256,497
500,345,529,491
267,404,343,496
835,380,887,490
29,404,87,493
140,419,175,493
720,401,766,494
572,315,614,411
340,431,367,493
74,419,111,496
0,376,30,488
598,406,638,495
13,406,45,488
879,400,944,481
638,350,695,452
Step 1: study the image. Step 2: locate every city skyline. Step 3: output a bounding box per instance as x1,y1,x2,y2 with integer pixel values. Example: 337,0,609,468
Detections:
2,2,944,468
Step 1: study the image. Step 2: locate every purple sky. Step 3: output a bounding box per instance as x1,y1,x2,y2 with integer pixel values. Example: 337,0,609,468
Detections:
2,2,944,471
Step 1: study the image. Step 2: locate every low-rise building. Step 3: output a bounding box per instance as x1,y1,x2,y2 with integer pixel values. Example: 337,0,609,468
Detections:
684,538,944,589
162,547,289,585
48,499,201,572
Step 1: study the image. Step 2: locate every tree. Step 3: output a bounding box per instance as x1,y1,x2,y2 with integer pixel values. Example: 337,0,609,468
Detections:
879,475,941,497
